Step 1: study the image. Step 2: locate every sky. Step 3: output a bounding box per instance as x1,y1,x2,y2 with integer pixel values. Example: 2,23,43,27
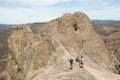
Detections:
0,0,120,24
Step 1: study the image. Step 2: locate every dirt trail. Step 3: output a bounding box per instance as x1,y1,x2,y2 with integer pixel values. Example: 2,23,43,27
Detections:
84,62,120,80
30,39,120,80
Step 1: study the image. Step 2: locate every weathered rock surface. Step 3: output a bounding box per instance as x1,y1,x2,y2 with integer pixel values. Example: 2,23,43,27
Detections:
102,26,120,74
7,12,120,80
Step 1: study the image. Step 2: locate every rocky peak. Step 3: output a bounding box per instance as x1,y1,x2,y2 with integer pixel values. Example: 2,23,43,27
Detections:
7,12,120,80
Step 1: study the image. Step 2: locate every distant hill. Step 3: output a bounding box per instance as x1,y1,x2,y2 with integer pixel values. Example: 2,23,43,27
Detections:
0,24,10,29
0,24,9,27
92,20,120,35
92,20,120,27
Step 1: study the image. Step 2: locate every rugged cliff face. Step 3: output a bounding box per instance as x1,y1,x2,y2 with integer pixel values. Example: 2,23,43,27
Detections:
7,12,120,80
102,26,120,74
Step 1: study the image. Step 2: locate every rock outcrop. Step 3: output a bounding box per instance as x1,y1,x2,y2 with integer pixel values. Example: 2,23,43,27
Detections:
102,26,120,74
7,12,120,80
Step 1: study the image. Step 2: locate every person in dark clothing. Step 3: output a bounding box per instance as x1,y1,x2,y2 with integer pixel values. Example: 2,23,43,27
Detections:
69,58,73,69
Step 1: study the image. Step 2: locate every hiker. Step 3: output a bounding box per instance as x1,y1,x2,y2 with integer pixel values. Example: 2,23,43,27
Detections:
76,55,84,68
80,55,84,68
69,58,74,69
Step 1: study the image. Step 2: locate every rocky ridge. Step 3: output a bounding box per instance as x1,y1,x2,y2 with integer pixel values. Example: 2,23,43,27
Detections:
7,12,120,80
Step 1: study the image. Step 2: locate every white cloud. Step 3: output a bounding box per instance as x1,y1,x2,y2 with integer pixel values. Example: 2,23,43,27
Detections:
77,0,89,2
102,0,114,6
0,0,120,24
0,0,91,8
0,0,74,7
17,0,63,6
26,0,90,7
